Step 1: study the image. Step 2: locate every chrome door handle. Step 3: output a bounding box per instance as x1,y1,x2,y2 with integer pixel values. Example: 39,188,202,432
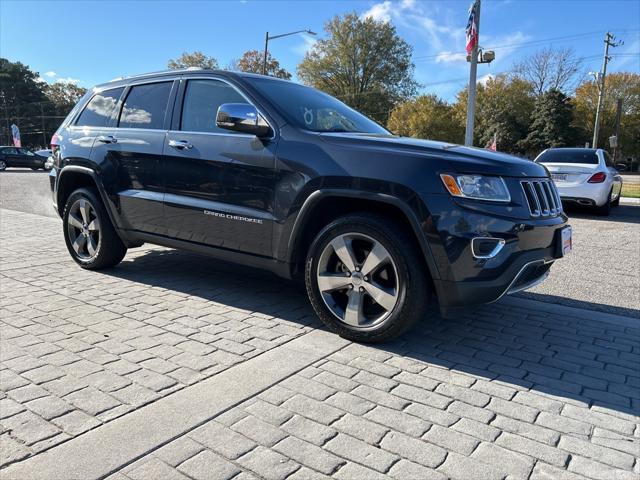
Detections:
169,140,193,150
96,135,117,144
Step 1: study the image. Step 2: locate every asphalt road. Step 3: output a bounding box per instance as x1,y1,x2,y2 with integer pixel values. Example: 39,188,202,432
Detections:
1,169,638,317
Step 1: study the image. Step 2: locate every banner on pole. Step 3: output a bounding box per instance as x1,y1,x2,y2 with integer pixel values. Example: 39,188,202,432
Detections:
11,124,21,148
466,0,479,55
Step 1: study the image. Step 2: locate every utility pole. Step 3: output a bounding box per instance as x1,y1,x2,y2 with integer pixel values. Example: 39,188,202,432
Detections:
592,32,623,148
262,31,270,76
40,102,47,147
612,98,623,161
464,0,481,147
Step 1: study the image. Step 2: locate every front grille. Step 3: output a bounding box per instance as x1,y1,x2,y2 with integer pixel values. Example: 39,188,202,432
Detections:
521,179,562,217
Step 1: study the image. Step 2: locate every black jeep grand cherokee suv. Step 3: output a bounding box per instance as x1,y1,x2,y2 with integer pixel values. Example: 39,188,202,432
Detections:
50,70,570,342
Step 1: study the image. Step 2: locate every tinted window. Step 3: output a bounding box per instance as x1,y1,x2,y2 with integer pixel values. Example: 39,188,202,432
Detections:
119,82,172,129
2,147,18,155
245,77,389,134
536,149,599,164
18,148,34,156
181,80,246,133
604,151,613,167
76,88,124,127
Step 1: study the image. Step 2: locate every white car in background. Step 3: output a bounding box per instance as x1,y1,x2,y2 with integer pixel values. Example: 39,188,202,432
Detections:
534,148,623,216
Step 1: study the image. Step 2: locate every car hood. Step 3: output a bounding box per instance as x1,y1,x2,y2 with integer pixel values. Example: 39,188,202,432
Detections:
318,133,549,178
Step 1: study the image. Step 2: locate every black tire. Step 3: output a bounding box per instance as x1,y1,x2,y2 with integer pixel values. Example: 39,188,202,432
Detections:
594,190,612,216
62,188,127,269
0,160,6,171
611,191,620,207
305,213,431,343
31,167,40,171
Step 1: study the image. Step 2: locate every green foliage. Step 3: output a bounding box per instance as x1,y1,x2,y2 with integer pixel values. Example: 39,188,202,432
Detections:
167,51,218,70
453,75,535,153
520,89,578,154
573,72,640,158
297,13,418,124
45,82,87,113
231,50,291,79
387,94,463,143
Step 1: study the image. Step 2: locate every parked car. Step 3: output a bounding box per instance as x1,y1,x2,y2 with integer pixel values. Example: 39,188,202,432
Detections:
49,70,570,342
534,148,623,216
0,146,47,171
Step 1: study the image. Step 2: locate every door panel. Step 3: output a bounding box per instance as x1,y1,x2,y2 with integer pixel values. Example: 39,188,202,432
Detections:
163,132,277,256
105,80,175,234
161,76,279,256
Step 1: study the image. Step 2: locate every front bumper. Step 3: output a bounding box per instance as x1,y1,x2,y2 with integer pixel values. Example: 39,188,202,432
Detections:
422,194,568,310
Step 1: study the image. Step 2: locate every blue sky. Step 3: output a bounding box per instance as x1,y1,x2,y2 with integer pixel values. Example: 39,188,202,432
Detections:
1,0,639,101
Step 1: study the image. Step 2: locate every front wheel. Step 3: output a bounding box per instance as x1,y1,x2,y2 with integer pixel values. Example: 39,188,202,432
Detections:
62,188,127,269
0,160,6,171
305,214,431,343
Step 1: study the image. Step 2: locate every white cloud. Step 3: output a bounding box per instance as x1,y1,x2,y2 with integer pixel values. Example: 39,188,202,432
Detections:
478,74,494,86
54,77,81,85
45,71,57,78
435,51,467,64
292,34,317,56
35,76,47,83
361,1,394,22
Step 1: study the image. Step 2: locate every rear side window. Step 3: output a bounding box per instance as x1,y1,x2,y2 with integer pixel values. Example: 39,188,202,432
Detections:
536,150,599,164
119,82,172,130
2,147,18,155
75,87,124,127
181,79,246,134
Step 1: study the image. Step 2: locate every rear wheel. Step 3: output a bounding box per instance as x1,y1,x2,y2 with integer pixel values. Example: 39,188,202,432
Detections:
62,188,127,269
0,160,6,171
305,214,431,343
594,189,612,216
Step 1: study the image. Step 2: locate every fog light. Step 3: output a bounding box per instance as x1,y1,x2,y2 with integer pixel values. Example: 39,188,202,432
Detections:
471,237,505,259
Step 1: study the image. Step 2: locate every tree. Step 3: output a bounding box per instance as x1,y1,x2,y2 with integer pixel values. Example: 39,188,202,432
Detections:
512,47,583,95
387,94,463,143
297,13,418,124
573,72,640,159
452,75,535,153
45,82,87,113
230,50,291,79
520,89,578,154
167,51,218,70
0,58,48,146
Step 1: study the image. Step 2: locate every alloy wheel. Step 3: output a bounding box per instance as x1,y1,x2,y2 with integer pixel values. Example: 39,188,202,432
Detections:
316,233,399,329
0,160,6,170
67,198,101,260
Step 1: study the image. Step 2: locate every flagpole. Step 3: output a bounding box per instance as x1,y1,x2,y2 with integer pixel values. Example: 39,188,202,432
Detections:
464,0,480,147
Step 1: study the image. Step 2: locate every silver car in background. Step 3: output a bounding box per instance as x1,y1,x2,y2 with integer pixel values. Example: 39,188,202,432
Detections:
534,148,623,216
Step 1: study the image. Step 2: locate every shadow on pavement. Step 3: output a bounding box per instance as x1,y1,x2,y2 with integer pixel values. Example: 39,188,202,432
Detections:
515,291,639,319
104,247,640,418
564,203,640,224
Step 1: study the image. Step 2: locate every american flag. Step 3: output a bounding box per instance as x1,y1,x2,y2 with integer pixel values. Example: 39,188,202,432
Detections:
466,0,479,55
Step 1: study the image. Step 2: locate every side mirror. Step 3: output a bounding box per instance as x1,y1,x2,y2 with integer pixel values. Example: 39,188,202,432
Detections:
615,162,628,172
216,103,271,138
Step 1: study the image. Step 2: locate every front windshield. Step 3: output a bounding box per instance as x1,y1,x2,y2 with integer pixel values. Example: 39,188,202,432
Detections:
245,77,390,135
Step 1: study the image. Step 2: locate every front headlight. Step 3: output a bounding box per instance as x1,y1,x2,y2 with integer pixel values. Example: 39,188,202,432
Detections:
440,174,511,202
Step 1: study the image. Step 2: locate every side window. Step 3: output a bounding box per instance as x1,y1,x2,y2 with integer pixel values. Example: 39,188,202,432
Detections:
19,148,34,156
119,82,172,130
604,151,613,167
3,148,17,155
181,79,246,134
75,87,124,127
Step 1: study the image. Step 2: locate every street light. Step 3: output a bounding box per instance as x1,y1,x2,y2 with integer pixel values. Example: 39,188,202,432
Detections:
262,29,316,75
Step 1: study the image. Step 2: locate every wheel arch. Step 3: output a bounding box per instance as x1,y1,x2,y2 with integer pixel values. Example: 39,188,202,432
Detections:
287,189,441,284
56,166,130,244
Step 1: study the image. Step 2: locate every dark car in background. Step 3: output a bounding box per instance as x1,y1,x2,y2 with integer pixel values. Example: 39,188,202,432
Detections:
49,70,570,342
0,146,47,171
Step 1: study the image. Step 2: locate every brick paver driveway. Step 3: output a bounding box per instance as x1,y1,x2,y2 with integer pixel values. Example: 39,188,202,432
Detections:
1,207,638,480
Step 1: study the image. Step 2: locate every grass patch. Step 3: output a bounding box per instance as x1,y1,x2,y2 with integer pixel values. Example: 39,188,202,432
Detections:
621,183,640,198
